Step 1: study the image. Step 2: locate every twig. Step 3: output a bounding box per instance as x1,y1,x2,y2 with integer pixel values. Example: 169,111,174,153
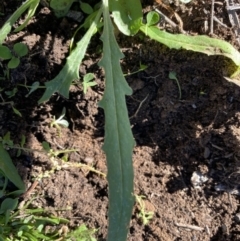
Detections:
20,180,39,199
213,16,229,29
174,222,204,231
210,0,215,34
226,0,240,45
154,8,178,29
130,94,149,119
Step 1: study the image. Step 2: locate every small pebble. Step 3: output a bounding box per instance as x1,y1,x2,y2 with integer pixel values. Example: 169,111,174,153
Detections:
234,213,240,223
191,103,197,109
191,171,208,188
204,147,210,159
84,157,94,164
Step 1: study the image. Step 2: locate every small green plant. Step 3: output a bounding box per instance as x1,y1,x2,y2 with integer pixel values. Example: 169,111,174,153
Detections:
5,87,18,98
135,195,154,225
0,43,28,69
0,93,22,117
168,71,182,100
0,135,25,192
124,62,148,76
82,73,97,94
50,107,69,135
64,224,97,241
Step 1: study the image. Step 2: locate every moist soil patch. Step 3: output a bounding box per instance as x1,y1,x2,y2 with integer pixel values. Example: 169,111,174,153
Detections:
1,1,240,240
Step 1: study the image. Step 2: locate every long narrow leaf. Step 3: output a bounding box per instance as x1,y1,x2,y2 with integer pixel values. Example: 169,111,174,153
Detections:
38,9,102,104
99,1,135,241
0,0,40,44
0,144,25,190
140,25,240,77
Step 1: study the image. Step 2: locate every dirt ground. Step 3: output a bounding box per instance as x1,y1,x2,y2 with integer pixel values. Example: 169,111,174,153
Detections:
1,0,240,240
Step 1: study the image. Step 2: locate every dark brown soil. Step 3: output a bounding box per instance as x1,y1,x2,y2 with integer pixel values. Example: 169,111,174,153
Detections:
1,0,240,240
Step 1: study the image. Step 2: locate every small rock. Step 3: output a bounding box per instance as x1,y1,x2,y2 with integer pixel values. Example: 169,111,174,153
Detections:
191,103,197,109
234,213,240,223
204,147,210,159
191,171,208,188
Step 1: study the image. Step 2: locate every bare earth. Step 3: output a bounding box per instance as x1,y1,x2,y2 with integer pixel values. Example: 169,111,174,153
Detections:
1,1,240,240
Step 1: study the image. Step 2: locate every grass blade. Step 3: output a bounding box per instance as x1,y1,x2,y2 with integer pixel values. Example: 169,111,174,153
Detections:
0,144,25,191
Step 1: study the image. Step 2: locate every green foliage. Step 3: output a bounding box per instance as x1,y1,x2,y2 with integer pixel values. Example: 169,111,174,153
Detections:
65,224,97,241
109,0,142,35
0,43,28,69
80,1,94,15
168,71,182,100
82,73,97,94
0,143,25,191
50,0,75,18
98,1,135,240
2,1,240,241
0,0,40,44
38,8,102,104
146,11,160,26
141,13,240,76
50,107,69,129
135,195,154,225
0,196,96,241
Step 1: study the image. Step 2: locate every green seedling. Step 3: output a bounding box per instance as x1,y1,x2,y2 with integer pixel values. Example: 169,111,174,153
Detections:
0,62,9,79
16,135,26,157
50,107,69,134
135,195,154,225
0,43,28,69
124,62,148,77
0,94,22,117
17,81,46,97
0,132,14,148
82,73,97,94
5,87,18,98
168,71,182,100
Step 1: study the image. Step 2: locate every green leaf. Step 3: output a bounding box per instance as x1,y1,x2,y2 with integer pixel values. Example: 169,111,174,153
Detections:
80,1,93,15
2,132,14,147
0,0,40,43
140,25,240,76
83,73,97,94
13,43,28,57
38,9,102,104
50,0,75,18
0,45,12,60
42,141,51,152
0,198,18,214
5,87,18,98
168,71,182,99
146,11,159,26
99,1,135,241
110,0,142,35
0,144,25,190
25,81,40,97
8,57,20,69
12,106,22,117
